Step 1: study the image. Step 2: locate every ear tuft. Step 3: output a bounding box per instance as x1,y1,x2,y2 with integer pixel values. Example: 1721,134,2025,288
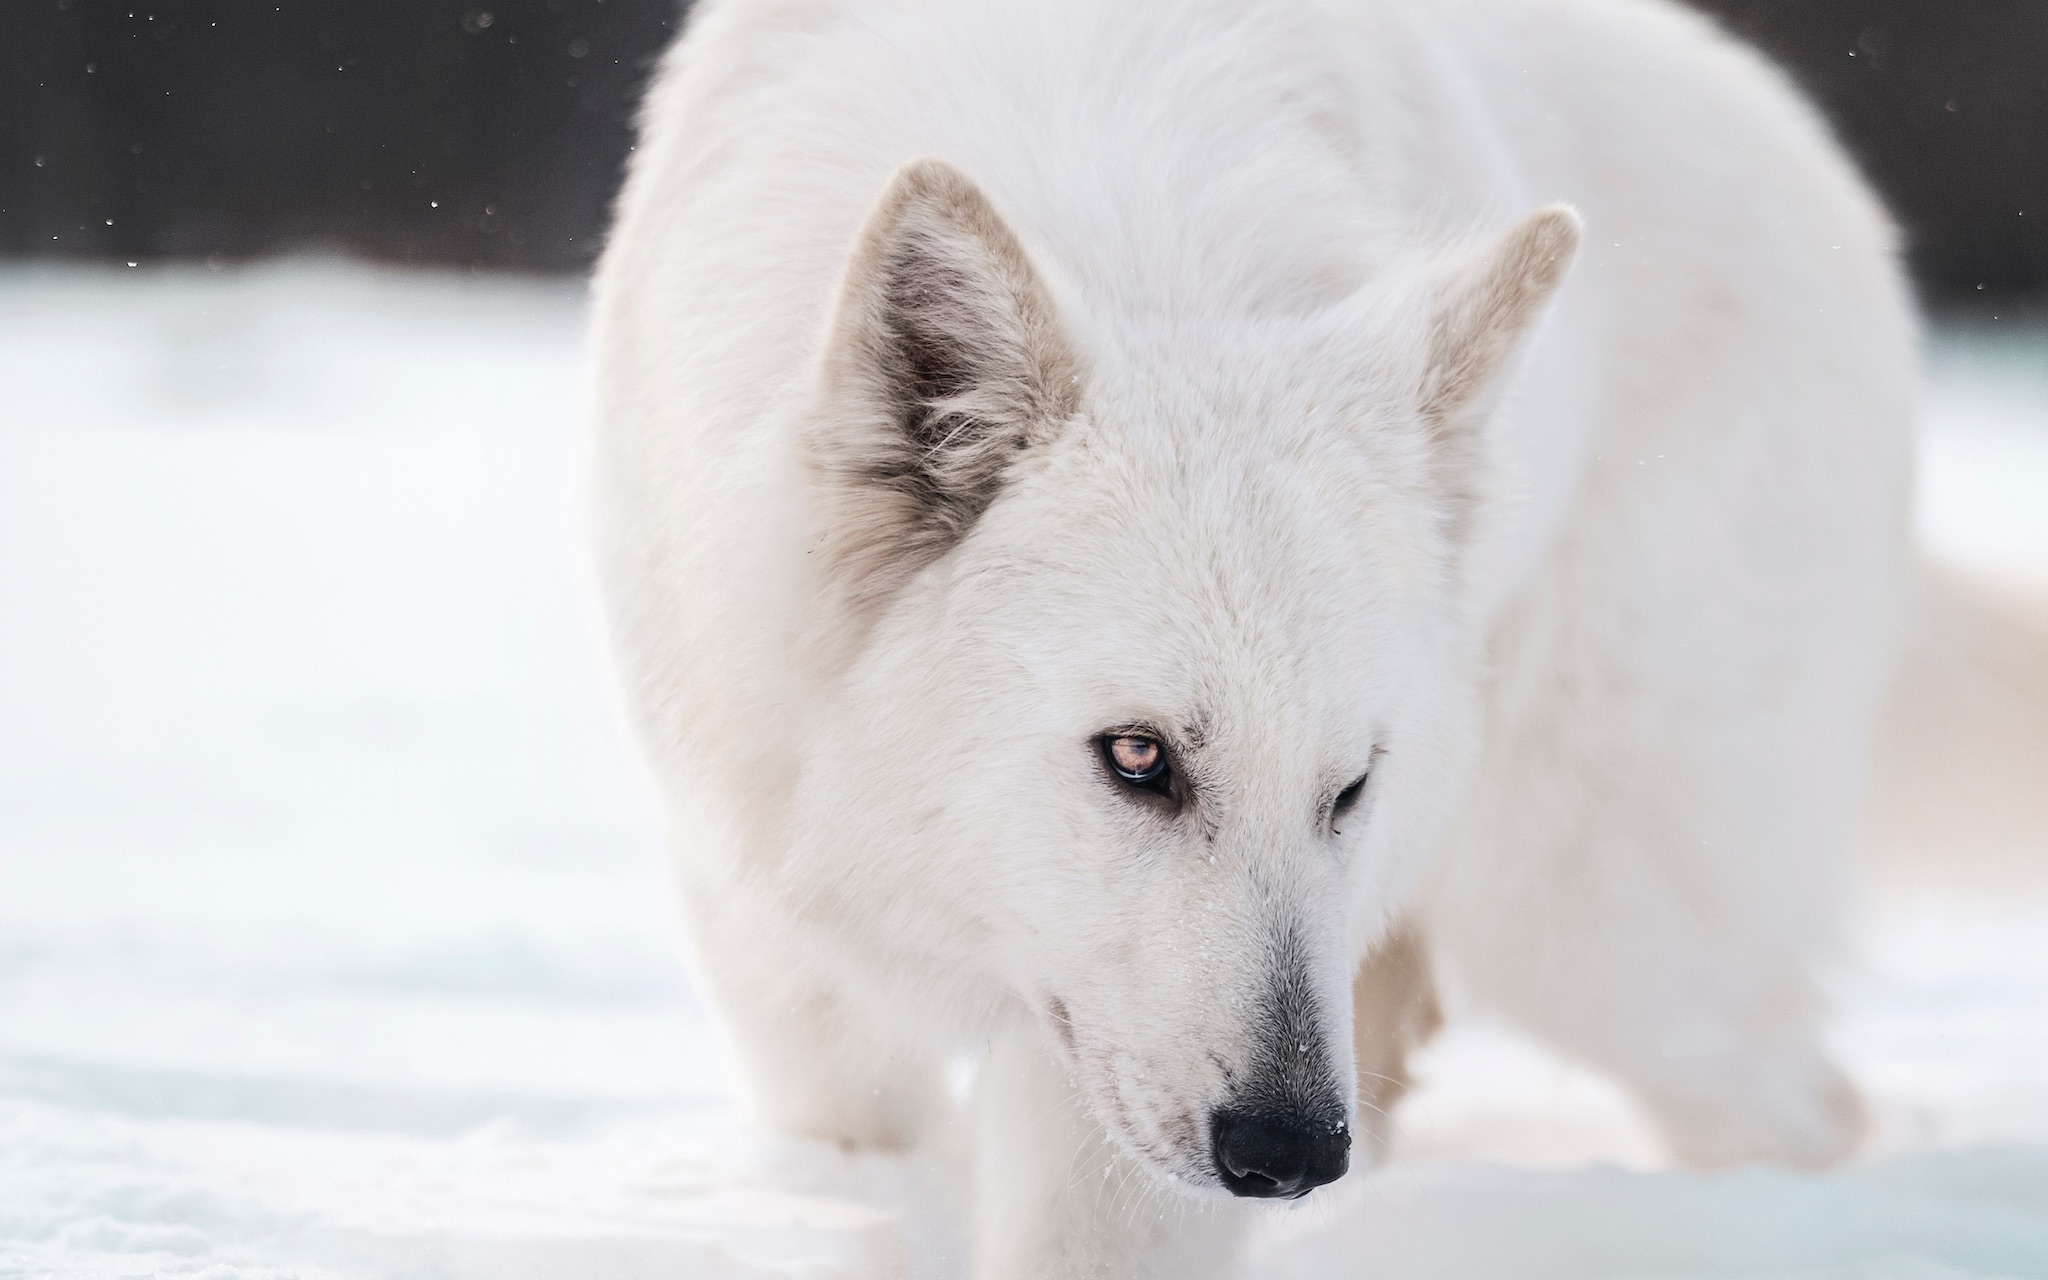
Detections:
1420,203,1582,422
808,158,1078,618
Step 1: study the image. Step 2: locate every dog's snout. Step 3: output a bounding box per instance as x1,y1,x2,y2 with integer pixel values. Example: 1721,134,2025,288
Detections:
1209,1107,1350,1198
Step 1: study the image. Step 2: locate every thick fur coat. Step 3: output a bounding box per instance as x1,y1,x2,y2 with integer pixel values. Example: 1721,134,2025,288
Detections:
592,0,1917,1274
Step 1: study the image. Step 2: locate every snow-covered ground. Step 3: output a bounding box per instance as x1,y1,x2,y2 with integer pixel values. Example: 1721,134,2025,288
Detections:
1,262,2044,1279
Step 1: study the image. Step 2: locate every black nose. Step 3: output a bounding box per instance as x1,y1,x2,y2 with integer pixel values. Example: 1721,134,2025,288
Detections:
1210,1107,1350,1198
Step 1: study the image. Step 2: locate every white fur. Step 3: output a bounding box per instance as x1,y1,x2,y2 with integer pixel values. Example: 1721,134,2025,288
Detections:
591,0,1915,1274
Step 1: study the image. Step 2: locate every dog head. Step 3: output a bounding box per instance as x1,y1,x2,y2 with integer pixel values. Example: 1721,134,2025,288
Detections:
795,158,1578,1195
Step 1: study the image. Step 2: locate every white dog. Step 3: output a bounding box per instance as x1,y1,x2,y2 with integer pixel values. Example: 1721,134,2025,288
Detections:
591,0,1917,1274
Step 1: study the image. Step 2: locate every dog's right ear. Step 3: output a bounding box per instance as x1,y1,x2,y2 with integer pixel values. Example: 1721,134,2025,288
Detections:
807,158,1080,618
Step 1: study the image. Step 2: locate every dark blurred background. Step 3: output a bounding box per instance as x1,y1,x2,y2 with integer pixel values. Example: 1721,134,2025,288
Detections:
4,0,2044,308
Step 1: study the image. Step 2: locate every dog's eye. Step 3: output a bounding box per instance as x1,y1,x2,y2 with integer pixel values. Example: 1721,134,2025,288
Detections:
1331,771,1369,826
1101,734,1172,794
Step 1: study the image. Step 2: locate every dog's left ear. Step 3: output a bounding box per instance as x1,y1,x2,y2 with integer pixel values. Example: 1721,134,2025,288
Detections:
807,157,1080,620
1417,203,1582,423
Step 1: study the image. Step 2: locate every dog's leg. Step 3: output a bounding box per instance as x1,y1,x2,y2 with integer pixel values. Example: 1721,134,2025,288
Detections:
1424,590,1872,1170
971,1022,1248,1280
683,888,943,1152
1426,773,1869,1168
1350,924,1442,1159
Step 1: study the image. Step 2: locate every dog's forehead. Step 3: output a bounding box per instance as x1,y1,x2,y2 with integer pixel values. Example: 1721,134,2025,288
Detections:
1061,342,1431,555
954,349,1443,751
987,442,1408,739
1042,415,1398,618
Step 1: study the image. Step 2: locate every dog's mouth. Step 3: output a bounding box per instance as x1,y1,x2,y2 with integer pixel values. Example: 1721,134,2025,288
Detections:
1096,1088,1224,1193
1044,994,1080,1056
1039,994,1230,1192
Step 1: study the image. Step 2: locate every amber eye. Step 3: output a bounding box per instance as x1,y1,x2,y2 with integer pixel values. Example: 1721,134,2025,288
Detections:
1101,733,1172,795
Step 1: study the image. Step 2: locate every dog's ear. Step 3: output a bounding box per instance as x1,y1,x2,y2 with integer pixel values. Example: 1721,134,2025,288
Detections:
1417,203,1581,423
807,157,1080,617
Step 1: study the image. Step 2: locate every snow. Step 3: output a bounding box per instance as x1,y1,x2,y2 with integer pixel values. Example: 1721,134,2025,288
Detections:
2,261,2045,1278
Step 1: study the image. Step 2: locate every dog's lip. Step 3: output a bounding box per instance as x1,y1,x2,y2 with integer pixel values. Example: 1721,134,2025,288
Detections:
1033,997,1228,1190
1043,993,1079,1053
1097,1095,1221,1193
